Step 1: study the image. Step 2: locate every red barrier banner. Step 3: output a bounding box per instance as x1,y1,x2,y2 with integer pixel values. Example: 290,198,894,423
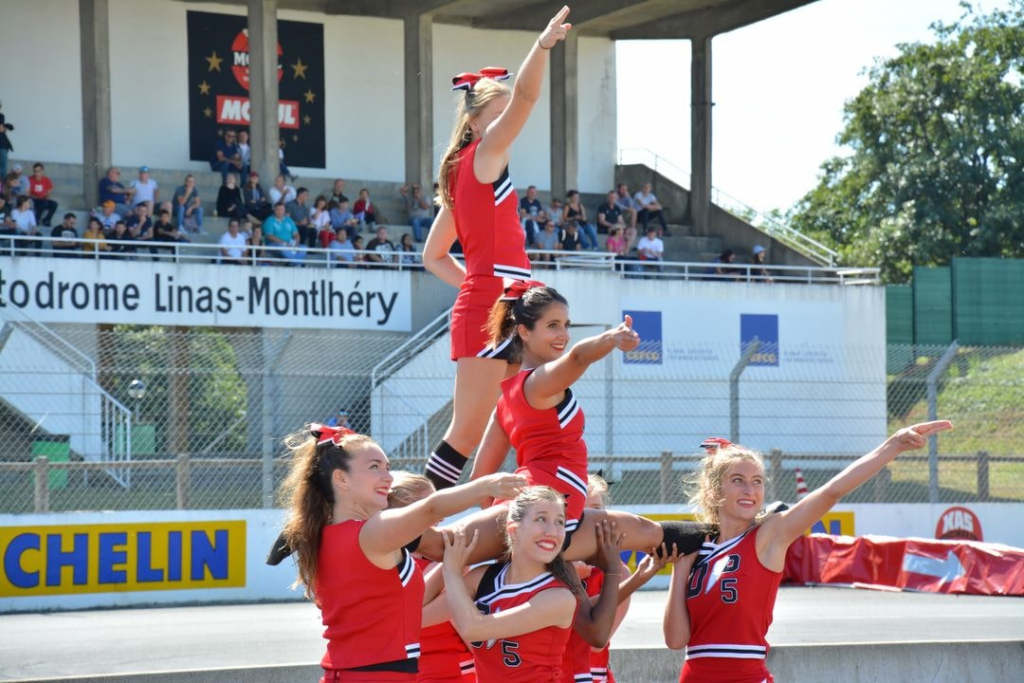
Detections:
784,534,1024,596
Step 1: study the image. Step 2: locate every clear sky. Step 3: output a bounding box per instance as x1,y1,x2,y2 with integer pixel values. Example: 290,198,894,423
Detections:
616,0,1009,214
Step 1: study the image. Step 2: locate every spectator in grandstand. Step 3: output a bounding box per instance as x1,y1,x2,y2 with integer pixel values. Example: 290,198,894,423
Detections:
519,184,543,223
547,196,564,227
596,190,626,239
8,163,30,198
28,163,58,227
559,219,583,253
324,408,349,429
126,203,156,256
172,174,204,233
12,194,41,253
108,220,137,258
153,208,190,246
216,172,246,221
0,103,13,179
350,234,367,267
749,245,773,282
615,183,639,233
0,194,12,231
129,166,159,215
398,233,420,267
287,187,316,249
521,209,545,248
237,129,251,169
278,140,294,181
311,194,331,244
606,225,627,257
565,189,595,240
663,421,952,683
532,217,560,262
242,172,272,221
352,188,378,230
400,182,433,242
329,197,358,233
269,173,297,206
219,218,249,265
247,224,266,263
82,216,111,257
365,225,397,264
328,226,355,267
92,200,121,231
50,213,80,257
637,225,665,273
328,178,347,204
262,201,300,261
213,129,246,184
634,182,669,236
708,249,742,281
98,167,134,216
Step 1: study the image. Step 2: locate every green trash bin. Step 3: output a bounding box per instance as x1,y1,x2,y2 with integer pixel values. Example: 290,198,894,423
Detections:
32,435,71,489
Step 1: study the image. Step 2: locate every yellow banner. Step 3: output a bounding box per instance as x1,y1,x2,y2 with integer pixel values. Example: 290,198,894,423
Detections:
1,521,246,597
621,511,856,574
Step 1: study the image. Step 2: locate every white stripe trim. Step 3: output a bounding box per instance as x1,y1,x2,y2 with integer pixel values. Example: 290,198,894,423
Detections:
574,675,593,682
397,550,415,587
477,566,557,605
404,642,421,659
565,518,580,533
477,335,512,359
557,398,580,429
493,264,532,279
686,643,766,660
426,457,462,483
426,453,463,479
459,659,475,673
493,176,513,202
556,466,588,497
695,530,751,568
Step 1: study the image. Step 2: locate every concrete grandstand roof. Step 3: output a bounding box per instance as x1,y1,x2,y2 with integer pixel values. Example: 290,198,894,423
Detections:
183,0,821,39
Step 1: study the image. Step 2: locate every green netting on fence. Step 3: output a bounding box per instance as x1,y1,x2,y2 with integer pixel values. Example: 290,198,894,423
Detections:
953,258,1024,345
912,266,952,345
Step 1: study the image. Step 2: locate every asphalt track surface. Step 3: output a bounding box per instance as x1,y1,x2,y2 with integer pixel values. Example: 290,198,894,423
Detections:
2,587,1022,681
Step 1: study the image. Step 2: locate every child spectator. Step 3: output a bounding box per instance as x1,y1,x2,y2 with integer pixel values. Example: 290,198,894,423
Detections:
153,208,190,247
350,234,367,267
352,188,377,229
82,216,111,257
108,220,137,258
28,163,58,227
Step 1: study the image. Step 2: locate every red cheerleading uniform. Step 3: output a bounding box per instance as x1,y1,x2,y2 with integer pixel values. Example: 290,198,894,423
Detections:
561,568,606,683
317,520,425,682
585,569,616,683
471,562,573,683
680,526,782,683
449,139,532,360
495,369,588,532
414,557,476,683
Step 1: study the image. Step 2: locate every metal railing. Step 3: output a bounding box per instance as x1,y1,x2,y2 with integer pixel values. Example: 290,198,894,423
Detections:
617,147,839,267
0,234,876,284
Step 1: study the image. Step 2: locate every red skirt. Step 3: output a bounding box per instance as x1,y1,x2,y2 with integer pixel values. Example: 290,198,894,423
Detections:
450,275,510,361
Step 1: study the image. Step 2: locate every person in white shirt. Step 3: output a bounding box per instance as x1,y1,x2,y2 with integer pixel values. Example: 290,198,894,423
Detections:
219,218,249,265
11,195,42,253
636,225,664,273
269,174,297,206
237,130,252,167
130,167,159,214
634,182,669,236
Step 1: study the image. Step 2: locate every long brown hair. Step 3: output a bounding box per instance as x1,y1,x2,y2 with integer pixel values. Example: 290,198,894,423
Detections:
278,428,378,599
436,78,512,210
504,486,588,603
486,285,568,364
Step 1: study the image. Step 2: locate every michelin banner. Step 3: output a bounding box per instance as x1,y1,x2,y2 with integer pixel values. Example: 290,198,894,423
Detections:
0,258,411,331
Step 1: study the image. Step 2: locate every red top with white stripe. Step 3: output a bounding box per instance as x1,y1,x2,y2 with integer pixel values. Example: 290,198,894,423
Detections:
496,369,588,525
414,557,475,682
451,139,531,281
561,568,606,683
317,520,425,671
681,525,781,683
471,563,572,683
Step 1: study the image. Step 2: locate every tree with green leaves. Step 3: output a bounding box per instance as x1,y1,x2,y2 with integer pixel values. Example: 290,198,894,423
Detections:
790,1,1024,283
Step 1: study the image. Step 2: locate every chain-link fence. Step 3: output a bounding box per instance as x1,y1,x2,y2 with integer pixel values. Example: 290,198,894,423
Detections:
1,319,1022,512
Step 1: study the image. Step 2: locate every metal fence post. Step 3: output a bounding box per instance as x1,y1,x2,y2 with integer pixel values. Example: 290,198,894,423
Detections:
730,339,760,443
34,456,50,513
977,451,989,502
660,451,673,504
873,466,891,503
768,449,782,502
176,452,191,510
926,341,959,503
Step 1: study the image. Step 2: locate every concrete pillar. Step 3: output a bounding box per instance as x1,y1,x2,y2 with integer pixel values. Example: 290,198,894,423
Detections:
550,32,579,200
404,14,434,187
248,0,280,185
690,35,713,236
79,0,112,209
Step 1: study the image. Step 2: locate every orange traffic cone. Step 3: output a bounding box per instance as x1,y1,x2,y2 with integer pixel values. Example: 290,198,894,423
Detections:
795,467,809,499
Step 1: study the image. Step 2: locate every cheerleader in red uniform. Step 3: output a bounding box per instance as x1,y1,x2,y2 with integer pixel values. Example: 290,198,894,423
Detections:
421,7,573,492
277,424,526,683
664,420,952,683
441,486,622,683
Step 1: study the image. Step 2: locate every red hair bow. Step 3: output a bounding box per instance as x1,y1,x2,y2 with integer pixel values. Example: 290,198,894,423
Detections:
501,278,547,302
451,67,513,91
700,437,733,452
310,423,356,446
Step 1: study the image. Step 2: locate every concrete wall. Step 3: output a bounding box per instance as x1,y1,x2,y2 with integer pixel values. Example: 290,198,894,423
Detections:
0,1,616,193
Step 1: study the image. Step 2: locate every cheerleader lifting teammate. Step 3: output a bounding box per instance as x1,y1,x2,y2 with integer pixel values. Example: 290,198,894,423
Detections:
663,420,953,683
421,6,573,492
